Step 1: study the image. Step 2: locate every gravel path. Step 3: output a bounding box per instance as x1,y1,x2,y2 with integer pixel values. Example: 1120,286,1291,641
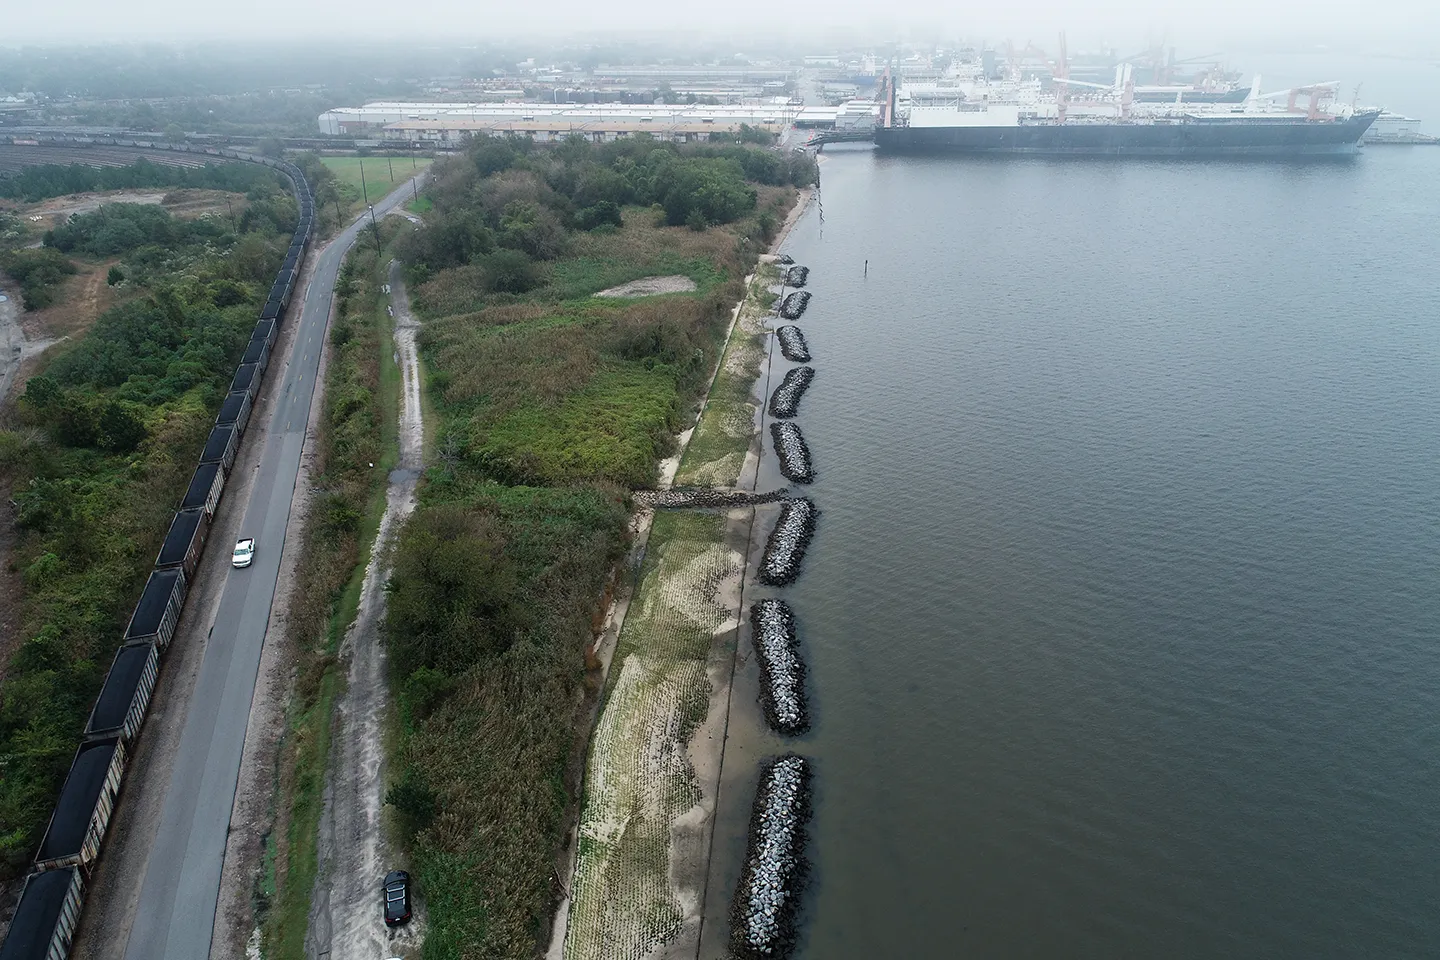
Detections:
303,259,426,960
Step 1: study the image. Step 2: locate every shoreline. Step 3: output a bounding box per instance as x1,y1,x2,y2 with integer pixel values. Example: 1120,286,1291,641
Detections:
547,185,814,959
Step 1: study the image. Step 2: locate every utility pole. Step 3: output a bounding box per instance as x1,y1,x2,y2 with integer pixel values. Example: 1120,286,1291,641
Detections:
224,197,237,232
387,156,394,182
360,159,370,206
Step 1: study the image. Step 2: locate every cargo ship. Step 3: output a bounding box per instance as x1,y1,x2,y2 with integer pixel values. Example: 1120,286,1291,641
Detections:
875,72,1380,157
1362,111,1438,144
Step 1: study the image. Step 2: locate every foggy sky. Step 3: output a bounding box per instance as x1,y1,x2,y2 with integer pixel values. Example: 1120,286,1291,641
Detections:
4,0,1439,53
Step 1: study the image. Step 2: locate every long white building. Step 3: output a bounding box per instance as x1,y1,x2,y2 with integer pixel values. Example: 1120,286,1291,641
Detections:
318,100,878,142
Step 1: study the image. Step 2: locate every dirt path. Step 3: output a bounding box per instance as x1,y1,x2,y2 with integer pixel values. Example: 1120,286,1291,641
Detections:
0,282,24,410
304,260,425,960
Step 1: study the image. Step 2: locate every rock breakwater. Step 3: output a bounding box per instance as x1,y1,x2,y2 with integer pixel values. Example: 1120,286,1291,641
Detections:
768,366,814,420
750,599,808,736
728,754,812,960
770,422,813,484
775,325,810,363
759,497,817,586
634,488,791,509
778,291,811,321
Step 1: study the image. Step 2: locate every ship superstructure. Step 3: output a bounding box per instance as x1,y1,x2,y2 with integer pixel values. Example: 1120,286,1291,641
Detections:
875,63,1379,156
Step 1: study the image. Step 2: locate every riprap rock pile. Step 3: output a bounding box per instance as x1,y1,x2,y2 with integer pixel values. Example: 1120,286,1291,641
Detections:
728,753,812,960
775,325,810,363
635,488,791,509
750,599,808,735
759,497,817,586
778,291,811,320
784,265,809,288
768,366,814,420
769,422,813,484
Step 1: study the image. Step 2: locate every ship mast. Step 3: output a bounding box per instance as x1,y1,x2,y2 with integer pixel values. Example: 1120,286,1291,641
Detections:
1055,31,1070,123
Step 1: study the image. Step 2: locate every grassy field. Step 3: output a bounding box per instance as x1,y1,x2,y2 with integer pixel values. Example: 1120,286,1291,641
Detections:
565,510,737,960
320,156,432,213
674,262,780,487
410,196,794,491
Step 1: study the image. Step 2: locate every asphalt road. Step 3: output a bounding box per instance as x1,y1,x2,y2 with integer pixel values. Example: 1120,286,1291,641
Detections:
123,181,423,960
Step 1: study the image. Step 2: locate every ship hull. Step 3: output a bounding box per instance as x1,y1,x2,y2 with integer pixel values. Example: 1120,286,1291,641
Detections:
875,112,1380,156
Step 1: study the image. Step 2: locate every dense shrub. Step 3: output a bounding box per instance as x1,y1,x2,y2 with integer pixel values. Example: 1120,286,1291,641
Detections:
403,134,810,283
575,201,623,231
46,202,226,257
468,249,534,295
385,485,627,959
498,201,566,260
0,247,77,310
44,293,251,404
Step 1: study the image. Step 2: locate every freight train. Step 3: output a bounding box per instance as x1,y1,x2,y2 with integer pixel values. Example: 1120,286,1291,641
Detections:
0,140,314,960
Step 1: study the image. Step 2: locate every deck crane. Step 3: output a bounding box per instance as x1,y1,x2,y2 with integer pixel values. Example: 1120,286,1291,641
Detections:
1249,80,1342,119
1053,63,1136,117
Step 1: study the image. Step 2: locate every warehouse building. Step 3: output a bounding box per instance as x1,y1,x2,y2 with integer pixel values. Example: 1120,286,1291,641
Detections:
318,100,877,142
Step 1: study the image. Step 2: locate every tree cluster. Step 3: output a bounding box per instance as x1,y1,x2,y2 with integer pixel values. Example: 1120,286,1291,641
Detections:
0,160,296,875
45,203,224,258
0,248,77,310
399,133,815,292
39,289,252,406
0,158,280,204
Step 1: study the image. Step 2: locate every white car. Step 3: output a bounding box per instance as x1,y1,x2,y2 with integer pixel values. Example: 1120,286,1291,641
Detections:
232,538,255,568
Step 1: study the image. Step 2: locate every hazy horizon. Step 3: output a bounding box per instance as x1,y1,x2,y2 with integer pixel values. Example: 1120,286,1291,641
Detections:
3,1,1439,59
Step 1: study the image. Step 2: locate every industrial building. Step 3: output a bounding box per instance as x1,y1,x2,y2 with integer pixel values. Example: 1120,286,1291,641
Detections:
318,100,878,143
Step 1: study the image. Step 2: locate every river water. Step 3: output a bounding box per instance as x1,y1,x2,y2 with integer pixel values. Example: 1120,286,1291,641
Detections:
777,142,1440,958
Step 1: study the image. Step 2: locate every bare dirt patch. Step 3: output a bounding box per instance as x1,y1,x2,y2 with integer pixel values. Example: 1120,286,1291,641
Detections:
158,188,248,220
13,191,167,232
1,187,246,234
594,275,699,298
18,258,119,343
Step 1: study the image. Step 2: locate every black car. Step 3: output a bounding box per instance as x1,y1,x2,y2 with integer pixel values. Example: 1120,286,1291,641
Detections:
383,870,412,927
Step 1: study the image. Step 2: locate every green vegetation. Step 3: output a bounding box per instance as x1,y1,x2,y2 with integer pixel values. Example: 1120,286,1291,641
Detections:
674,263,780,486
0,171,297,879
0,213,25,247
258,221,403,958
375,134,811,958
46,203,223,257
0,248,77,311
386,483,628,959
319,156,432,214
0,158,282,203
566,510,736,960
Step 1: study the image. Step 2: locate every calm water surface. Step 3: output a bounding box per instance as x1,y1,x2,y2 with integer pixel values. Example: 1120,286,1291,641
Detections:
778,146,1440,958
